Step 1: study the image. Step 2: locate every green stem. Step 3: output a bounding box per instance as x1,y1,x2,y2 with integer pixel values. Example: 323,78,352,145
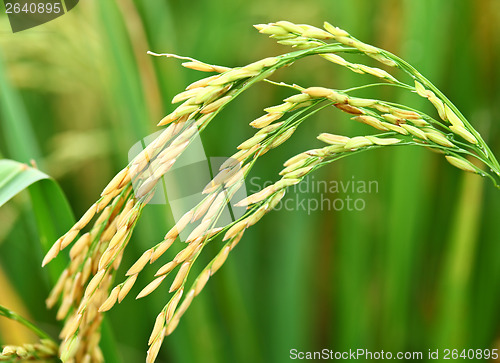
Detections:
344,82,414,93
0,305,55,342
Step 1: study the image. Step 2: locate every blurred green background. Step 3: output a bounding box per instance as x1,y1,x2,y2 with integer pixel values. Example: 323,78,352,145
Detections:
1,0,500,362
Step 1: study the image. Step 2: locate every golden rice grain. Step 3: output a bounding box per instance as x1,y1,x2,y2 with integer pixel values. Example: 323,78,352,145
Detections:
118,274,138,303
148,311,166,345
42,239,62,267
126,249,153,276
210,246,230,275
155,261,178,277
165,289,184,323
150,237,176,263
169,262,191,293
146,336,164,363
137,276,167,299
98,286,120,312
445,155,477,173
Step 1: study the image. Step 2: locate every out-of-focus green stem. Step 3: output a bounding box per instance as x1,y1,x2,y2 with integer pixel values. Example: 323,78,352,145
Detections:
0,305,54,343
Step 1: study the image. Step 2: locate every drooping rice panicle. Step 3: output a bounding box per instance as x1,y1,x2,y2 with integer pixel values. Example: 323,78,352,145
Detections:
0,306,59,362
0,340,59,361
39,19,500,363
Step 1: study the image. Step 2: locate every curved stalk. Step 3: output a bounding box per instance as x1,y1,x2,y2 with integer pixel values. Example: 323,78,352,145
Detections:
0,305,55,342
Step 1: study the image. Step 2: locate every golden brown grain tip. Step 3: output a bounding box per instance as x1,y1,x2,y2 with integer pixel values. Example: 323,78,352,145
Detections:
344,136,373,150
334,103,364,115
450,125,477,144
169,262,191,293
249,112,283,128
237,133,267,150
73,204,97,231
99,286,120,312
165,289,184,323
425,132,455,148
149,312,166,345
192,193,218,222
175,289,195,318
223,220,247,241
107,225,129,250
64,313,82,338
165,317,181,336
84,269,106,298
174,242,202,264
126,249,153,276
193,270,210,297
201,95,232,114
98,248,117,270
118,274,138,303
230,231,245,250
137,276,167,299
317,133,350,145
69,233,91,260
210,246,230,275
445,155,477,173
101,168,128,196
42,238,62,267
150,238,176,263
146,336,164,363
268,126,296,149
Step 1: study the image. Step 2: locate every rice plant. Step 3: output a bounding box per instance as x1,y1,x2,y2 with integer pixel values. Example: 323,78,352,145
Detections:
2,19,499,363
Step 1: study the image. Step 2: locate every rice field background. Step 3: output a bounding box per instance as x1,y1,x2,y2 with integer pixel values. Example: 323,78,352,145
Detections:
1,0,500,362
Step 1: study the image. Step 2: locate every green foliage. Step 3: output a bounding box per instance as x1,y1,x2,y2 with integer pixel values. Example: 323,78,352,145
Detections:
0,159,70,278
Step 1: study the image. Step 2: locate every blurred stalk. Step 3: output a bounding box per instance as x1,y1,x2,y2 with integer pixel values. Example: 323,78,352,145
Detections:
434,172,483,350
467,0,500,348
0,305,53,342
134,1,181,106
433,0,486,355
381,0,450,351
96,0,151,142
0,267,36,345
116,0,163,120
267,211,317,362
215,260,261,363
0,51,41,165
